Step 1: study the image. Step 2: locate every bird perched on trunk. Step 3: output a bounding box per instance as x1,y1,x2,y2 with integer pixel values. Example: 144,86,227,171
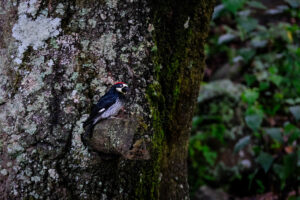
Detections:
82,82,129,145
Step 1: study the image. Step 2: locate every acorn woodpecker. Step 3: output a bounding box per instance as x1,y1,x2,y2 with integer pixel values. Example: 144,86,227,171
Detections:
82,82,129,144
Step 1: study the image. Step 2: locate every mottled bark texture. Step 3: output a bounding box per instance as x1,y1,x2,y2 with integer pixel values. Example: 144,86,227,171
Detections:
0,0,214,199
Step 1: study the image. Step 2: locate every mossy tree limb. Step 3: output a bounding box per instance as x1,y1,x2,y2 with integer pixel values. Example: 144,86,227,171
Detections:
149,0,215,199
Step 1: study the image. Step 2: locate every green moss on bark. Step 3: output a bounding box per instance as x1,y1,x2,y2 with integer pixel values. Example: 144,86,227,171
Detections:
142,0,215,199
134,83,165,199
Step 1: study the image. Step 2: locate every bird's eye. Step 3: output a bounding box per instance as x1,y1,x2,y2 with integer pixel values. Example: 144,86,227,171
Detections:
119,84,123,87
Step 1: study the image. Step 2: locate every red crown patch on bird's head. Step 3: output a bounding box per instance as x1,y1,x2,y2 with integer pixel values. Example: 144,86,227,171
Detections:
114,82,126,85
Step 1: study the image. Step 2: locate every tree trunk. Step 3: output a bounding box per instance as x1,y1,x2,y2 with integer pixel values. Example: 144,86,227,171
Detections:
0,0,214,199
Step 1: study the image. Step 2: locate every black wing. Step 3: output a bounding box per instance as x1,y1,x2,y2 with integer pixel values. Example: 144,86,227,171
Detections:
83,93,117,127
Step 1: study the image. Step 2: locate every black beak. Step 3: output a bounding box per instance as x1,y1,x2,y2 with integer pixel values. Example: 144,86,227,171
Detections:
122,86,129,93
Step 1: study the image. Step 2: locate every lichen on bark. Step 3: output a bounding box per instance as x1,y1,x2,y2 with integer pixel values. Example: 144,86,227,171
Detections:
1,0,154,199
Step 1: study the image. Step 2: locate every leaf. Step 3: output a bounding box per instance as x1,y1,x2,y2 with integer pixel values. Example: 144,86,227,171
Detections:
234,135,251,153
285,98,296,105
284,123,300,144
265,128,283,143
284,123,298,133
222,0,246,14
273,154,297,185
259,82,270,91
289,106,300,121
251,37,268,48
266,5,289,15
238,48,256,62
237,17,258,33
245,114,263,131
244,74,257,86
273,164,285,180
218,33,236,44
255,179,265,193
285,97,300,105
268,66,278,74
151,45,157,52
192,116,202,129
245,105,264,132
284,0,300,8
269,74,283,86
248,169,258,190
203,150,217,166
287,31,293,42
242,89,259,104
256,152,274,173
289,129,300,144
211,124,226,143
212,4,225,20
246,1,267,9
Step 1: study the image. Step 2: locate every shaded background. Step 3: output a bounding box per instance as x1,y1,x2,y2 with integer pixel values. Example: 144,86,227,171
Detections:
188,0,300,199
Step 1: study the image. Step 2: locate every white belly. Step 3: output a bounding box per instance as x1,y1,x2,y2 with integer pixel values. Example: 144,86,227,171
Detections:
101,99,123,118
93,99,123,125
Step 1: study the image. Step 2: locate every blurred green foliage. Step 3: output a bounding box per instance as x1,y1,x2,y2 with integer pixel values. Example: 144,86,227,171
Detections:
189,0,300,199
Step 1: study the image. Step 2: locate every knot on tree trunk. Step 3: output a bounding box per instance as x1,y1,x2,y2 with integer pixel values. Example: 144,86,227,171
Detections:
84,117,150,160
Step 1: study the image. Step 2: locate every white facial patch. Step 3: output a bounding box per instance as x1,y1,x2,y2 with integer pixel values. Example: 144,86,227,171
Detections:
116,84,128,94
116,87,123,93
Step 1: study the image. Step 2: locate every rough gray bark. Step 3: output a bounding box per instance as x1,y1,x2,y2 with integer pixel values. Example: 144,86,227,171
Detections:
0,0,214,199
